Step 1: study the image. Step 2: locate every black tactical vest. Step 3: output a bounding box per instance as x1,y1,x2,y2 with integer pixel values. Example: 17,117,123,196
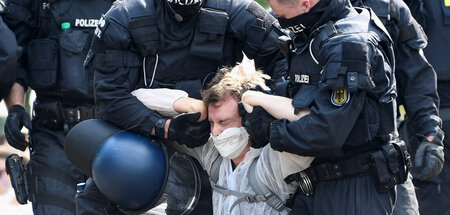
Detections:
27,0,112,103
289,8,396,149
124,0,238,99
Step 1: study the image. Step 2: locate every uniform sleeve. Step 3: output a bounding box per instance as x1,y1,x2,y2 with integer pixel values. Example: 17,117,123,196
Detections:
88,2,163,136
270,35,384,157
270,89,367,157
227,0,287,81
0,16,18,98
3,0,36,89
391,0,441,136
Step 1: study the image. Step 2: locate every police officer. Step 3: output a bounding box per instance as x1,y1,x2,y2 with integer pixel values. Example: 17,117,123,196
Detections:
79,0,287,214
350,1,444,214
1,0,31,155
404,0,450,214
2,0,114,214
243,0,409,214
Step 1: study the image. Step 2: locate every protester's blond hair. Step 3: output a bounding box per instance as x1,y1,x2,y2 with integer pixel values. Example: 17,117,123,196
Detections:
202,63,270,106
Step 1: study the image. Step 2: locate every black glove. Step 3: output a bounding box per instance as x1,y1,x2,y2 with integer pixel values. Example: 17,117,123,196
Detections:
240,105,274,148
5,105,32,151
168,112,210,148
413,132,445,181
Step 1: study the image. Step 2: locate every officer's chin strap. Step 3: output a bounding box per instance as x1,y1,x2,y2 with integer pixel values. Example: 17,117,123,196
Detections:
143,54,159,88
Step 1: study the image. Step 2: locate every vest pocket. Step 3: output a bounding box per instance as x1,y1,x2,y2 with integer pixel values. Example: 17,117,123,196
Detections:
27,39,58,90
59,29,91,99
190,8,228,60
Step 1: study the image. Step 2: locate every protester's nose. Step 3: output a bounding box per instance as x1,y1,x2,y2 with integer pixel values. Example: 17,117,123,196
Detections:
211,125,222,136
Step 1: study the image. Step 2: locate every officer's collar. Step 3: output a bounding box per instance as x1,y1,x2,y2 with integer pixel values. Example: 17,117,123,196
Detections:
155,0,199,40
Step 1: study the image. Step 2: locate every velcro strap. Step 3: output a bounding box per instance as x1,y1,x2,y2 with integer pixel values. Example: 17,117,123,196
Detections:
33,167,78,188
317,21,340,47
132,27,159,42
34,194,75,212
105,50,141,68
130,16,156,28
211,179,287,213
129,15,159,56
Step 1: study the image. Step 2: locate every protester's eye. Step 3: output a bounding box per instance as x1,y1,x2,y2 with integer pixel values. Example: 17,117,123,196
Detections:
220,119,230,126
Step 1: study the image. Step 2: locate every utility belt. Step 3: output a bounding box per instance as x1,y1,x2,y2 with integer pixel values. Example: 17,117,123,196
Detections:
285,140,412,196
33,100,96,133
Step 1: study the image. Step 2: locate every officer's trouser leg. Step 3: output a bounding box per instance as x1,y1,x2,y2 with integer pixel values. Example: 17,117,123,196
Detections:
392,174,419,215
28,120,86,215
76,178,125,215
290,175,396,215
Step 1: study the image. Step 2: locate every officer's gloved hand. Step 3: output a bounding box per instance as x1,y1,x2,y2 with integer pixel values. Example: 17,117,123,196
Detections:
240,105,274,148
414,131,445,181
5,105,32,151
168,112,210,148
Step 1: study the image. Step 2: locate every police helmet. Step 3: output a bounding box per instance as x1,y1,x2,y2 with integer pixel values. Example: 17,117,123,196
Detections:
65,119,169,214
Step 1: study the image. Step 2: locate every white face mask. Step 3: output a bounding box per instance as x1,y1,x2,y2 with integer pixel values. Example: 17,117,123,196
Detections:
211,127,249,159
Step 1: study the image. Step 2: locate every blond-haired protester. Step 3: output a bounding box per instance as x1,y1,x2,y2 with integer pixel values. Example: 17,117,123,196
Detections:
132,61,313,214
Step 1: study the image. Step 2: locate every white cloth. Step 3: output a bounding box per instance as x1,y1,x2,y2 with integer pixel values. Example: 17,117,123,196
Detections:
173,140,314,215
211,127,249,159
131,88,188,117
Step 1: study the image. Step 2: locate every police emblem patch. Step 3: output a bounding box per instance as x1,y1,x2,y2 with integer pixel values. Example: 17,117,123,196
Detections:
331,88,350,106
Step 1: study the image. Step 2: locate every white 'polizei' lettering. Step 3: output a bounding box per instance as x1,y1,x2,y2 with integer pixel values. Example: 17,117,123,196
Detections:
42,2,50,10
294,74,309,84
167,0,201,5
287,24,305,34
75,19,100,28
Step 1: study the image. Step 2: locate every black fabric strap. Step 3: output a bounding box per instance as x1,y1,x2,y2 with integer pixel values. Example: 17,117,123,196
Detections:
130,16,156,28
307,152,371,182
33,167,78,188
34,194,76,212
154,118,167,139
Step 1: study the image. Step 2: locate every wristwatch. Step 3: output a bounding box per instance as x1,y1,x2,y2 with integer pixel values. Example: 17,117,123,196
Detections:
154,118,167,139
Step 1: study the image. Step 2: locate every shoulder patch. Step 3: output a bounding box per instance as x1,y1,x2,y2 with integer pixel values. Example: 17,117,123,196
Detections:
94,15,109,39
331,88,350,106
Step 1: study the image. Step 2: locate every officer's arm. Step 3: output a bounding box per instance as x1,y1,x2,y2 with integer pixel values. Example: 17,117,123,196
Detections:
393,0,441,137
3,0,35,90
4,83,25,109
88,4,163,137
0,15,19,98
270,39,379,157
228,0,287,81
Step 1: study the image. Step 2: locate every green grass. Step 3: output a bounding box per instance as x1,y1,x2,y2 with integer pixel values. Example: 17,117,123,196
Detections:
255,0,269,9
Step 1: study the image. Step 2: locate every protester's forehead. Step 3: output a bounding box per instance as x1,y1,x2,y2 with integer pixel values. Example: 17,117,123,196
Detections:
208,95,239,118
